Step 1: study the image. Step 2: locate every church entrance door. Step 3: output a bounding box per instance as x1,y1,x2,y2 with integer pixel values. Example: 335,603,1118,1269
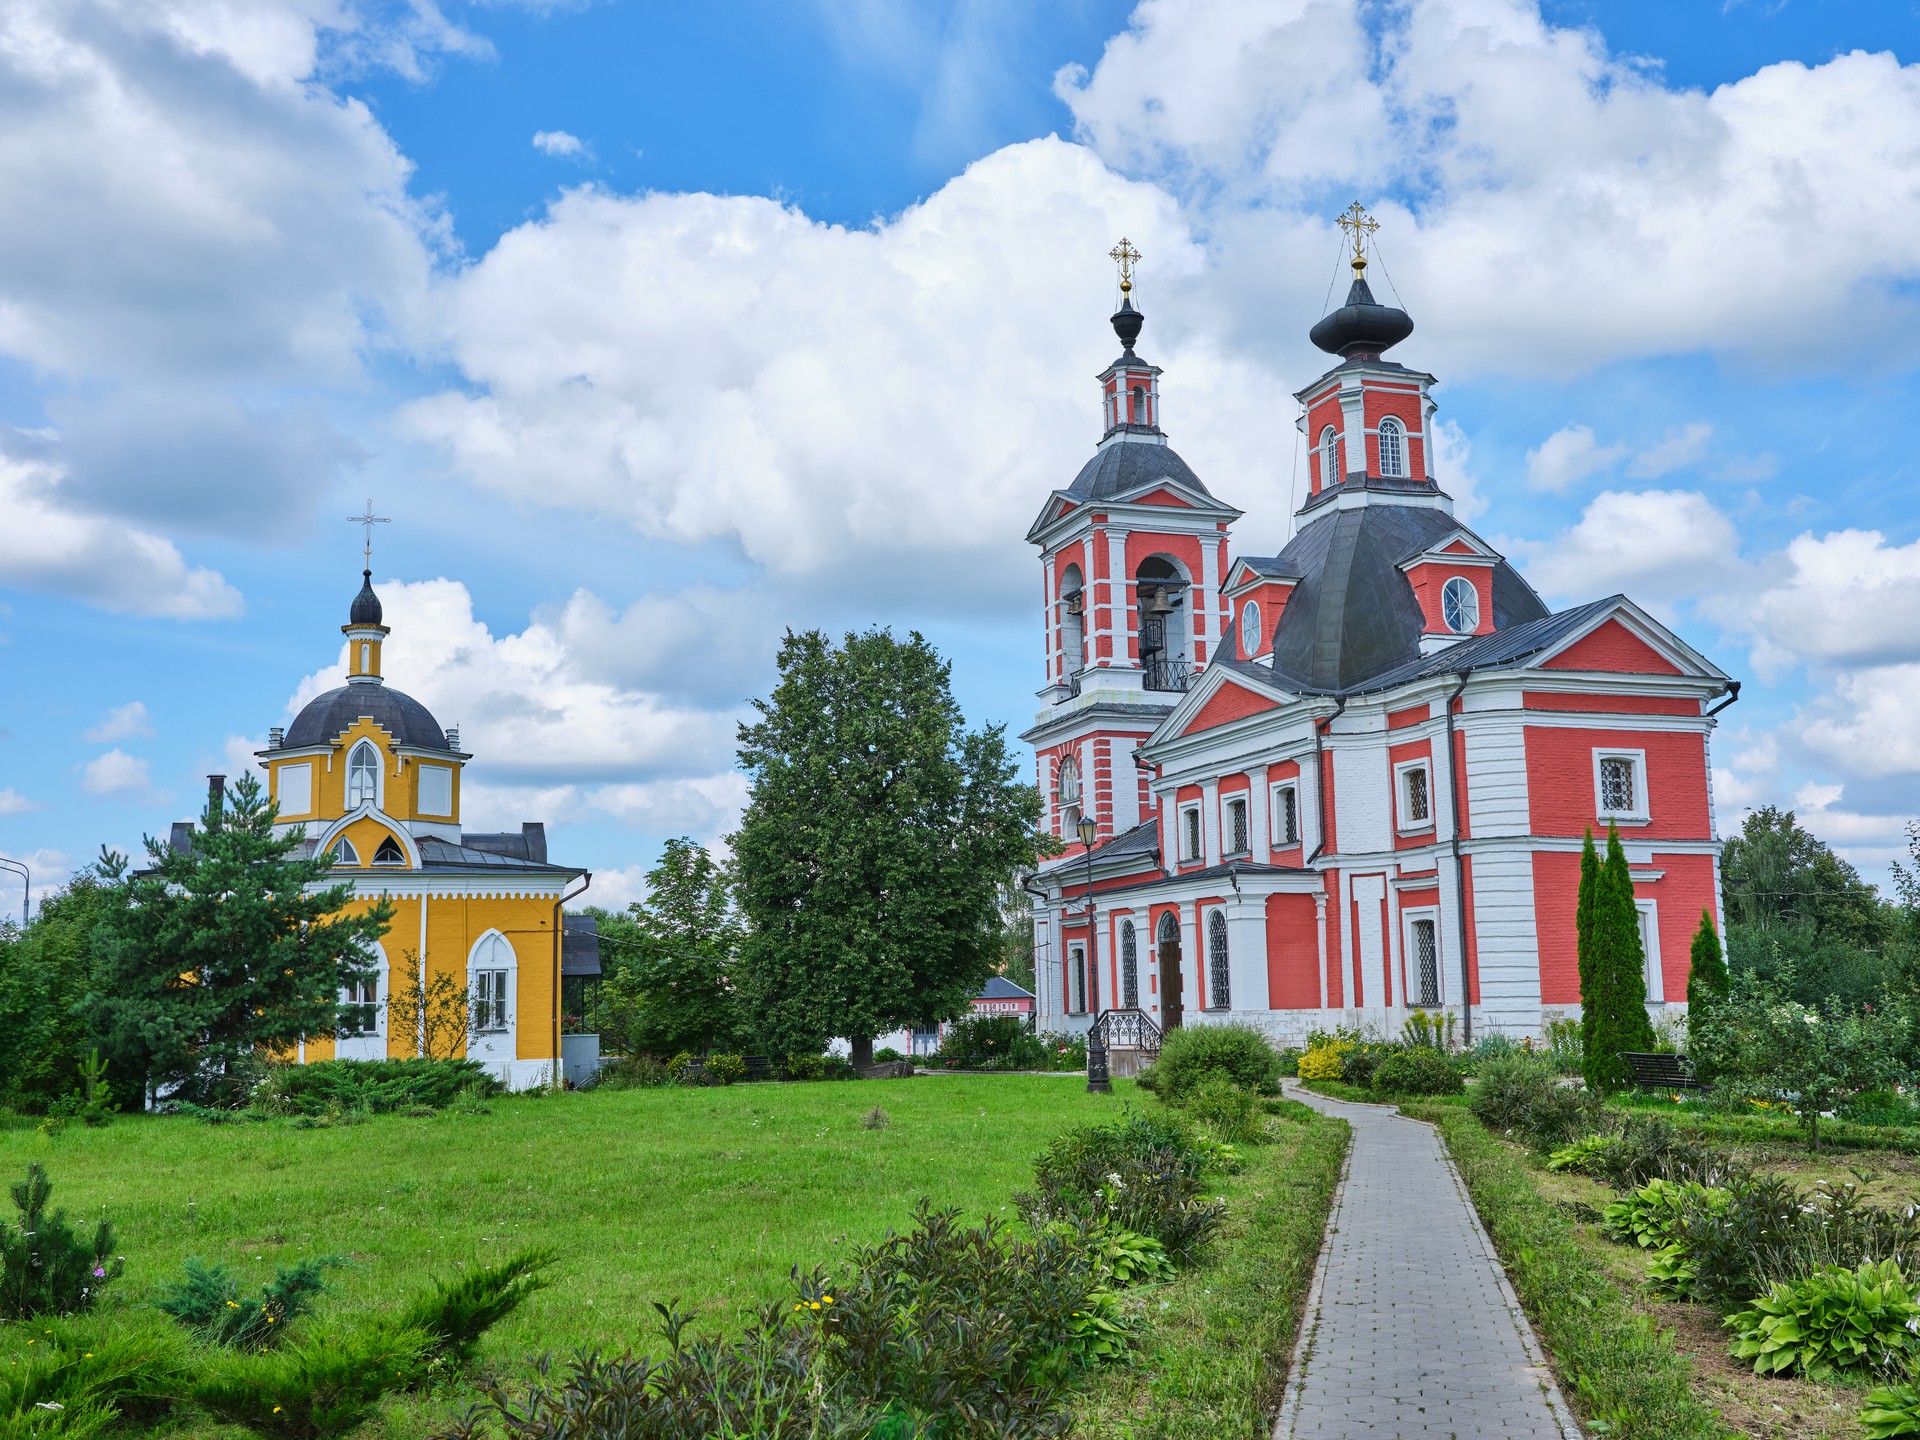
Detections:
1156,913,1184,1031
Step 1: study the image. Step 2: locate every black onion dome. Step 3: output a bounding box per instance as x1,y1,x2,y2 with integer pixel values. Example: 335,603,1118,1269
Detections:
1110,296,1145,353
284,685,452,752
1068,436,1212,501
349,570,383,625
1309,275,1414,359
1263,506,1548,692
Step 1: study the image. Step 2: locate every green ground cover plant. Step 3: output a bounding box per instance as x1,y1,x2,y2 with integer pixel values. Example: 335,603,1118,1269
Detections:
248,1060,499,1118
1724,1259,1920,1380
1401,1103,1723,1440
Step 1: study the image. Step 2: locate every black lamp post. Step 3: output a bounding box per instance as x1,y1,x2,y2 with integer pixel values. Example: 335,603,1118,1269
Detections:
1079,816,1111,1093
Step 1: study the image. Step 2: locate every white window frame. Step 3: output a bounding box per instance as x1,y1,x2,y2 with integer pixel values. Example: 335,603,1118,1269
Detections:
1238,598,1262,658
335,942,388,1059
1270,782,1300,847
1320,426,1340,487
1068,943,1088,1015
277,762,313,817
1179,803,1203,863
1440,575,1479,635
346,740,382,810
417,762,453,818
466,930,517,1057
1400,908,1443,1009
1378,417,1406,478
1119,918,1139,1010
1394,759,1435,834
1593,747,1650,825
1204,908,1230,1011
1635,899,1664,1003
330,837,360,866
1223,794,1250,856
371,833,407,867
1056,753,1082,832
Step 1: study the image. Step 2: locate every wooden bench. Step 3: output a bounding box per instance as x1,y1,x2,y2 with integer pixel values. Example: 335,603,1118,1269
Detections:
742,1055,777,1082
1619,1051,1705,1092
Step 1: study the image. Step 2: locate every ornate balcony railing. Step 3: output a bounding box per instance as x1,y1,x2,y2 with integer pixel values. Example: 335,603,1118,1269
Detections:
1089,1006,1163,1059
1143,657,1192,693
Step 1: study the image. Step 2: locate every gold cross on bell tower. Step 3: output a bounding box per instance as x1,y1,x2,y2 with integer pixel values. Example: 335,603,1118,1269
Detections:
1109,237,1141,295
347,499,389,569
1336,202,1379,276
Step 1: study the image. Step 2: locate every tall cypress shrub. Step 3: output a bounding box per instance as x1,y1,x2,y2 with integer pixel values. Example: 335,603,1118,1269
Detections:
1685,909,1728,1057
1586,825,1656,1092
1575,830,1604,1092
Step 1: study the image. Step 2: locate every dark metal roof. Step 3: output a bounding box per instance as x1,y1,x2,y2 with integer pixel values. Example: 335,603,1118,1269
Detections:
562,915,601,976
416,834,581,874
349,570,383,625
1309,274,1414,359
462,824,548,864
979,975,1035,1001
1066,436,1212,501
1348,596,1623,694
285,683,451,752
1260,506,1550,693
1036,818,1161,879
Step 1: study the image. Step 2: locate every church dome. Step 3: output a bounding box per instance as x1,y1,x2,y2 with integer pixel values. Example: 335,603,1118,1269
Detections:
1309,274,1414,360
1067,436,1211,501
349,570,384,625
1263,506,1549,692
284,684,452,752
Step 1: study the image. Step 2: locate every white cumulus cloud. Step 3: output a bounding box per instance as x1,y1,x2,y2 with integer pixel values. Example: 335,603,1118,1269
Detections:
83,702,155,744
532,129,589,159
1526,424,1625,493
0,789,41,815
78,749,156,799
1508,489,1742,611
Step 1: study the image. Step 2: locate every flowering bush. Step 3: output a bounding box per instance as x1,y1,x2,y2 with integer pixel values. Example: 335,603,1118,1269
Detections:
1295,1035,1350,1082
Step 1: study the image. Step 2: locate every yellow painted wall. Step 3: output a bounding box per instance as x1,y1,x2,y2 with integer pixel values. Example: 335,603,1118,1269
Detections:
266,716,464,830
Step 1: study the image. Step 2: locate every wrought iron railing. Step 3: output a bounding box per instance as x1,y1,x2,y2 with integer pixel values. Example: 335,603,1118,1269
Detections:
1143,657,1192,693
1089,1007,1164,1059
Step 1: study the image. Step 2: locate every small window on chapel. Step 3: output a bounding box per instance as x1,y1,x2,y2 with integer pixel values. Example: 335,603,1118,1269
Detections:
331,838,360,866
347,741,379,808
372,836,406,866
1379,417,1406,477
1271,784,1300,847
1130,384,1146,424
1596,752,1645,821
1225,796,1249,856
1180,805,1202,862
1441,576,1479,635
1320,427,1340,485
1398,764,1432,830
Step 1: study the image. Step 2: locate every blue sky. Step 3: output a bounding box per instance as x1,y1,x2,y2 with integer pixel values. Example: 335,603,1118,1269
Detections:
3,0,1920,914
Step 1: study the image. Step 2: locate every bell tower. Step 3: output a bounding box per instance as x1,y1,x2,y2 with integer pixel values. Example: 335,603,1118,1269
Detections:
1022,241,1242,855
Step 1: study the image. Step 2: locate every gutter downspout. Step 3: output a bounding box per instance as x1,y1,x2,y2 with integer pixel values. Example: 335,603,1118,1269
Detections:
1023,876,1052,1021
1445,673,1473,1044
1307,697,1348,866
1706,679,1742,717
554,872,592,1090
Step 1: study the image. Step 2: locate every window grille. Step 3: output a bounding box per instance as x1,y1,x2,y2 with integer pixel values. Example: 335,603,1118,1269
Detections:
1070,946,1087,1015
1409,919,1439,1008
1182,807,1201,861
347,742,379,808
1441,576,1479,634
1379,417,1406,477
1404,767,1430,825
1226,797,1248,854
473,969,509,1031
1206,910,1230,1010
1120,920,1139,1009
1274,786,1299,846
1600,756,1638,815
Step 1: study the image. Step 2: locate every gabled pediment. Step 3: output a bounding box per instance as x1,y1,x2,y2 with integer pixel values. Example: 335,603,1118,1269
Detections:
1534,599,1728,681
1397,526,1502,571
1150,662,1299,746
1106,474,1231,513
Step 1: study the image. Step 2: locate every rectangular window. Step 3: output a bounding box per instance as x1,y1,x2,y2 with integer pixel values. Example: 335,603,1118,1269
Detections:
1180,805,1202,862
1635,901,1664,1003
417,763,453,817
1225,796,1249,855
1069,945,1087,1015
1408,918,1440,1008
1598,754,1640,817
340,977,379,1036
277,762,312,816
1396,762,1433,831
474,970,509,1032
1271,783,1300,846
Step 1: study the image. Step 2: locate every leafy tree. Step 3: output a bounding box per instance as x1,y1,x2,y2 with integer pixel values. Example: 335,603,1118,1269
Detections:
1726,805,1896,947
1685,908,1728,1058
86,772,392,1105
597,838,745,1057
733,629,1043,1069
1692,961,1908,1151
1581,825,1656,1093
385,955,472,1060
0,852,129,1112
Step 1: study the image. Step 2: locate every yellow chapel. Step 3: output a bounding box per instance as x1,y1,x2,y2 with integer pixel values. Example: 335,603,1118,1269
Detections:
251,568,591,1089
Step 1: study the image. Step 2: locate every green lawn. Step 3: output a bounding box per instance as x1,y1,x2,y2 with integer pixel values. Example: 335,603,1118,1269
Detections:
0,1076,1124,1362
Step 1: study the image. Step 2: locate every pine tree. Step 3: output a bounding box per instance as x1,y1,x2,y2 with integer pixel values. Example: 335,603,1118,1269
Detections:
1584,824,1657,1092
733,629,1043,1069
86,772,393,1105
1685,908,1728,1057
1575,829,1603,1090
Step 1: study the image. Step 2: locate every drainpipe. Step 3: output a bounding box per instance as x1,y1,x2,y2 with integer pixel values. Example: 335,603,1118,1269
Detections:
1706,679,1742,717
1022,876,1053,1020
1444,673,1473,1044
1306,697,1347,866
554,872,592,1090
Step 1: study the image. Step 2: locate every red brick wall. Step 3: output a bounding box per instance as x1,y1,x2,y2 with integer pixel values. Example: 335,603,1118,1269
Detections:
1542,619,1683,675
1181,681,1280,736
1524,691,1701,716
1266,893,1321,1009
1524,726,1712,840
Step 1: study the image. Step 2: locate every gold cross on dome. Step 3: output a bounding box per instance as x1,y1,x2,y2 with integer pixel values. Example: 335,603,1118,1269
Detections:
1109,237,1141,294
347,499,389,568
1336,201,1379,274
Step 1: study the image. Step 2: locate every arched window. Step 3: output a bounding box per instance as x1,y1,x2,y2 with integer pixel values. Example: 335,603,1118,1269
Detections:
1320,426,1341,486
1378,417,1406,477
347,741,380,809
1130,384,1147,425
372,835,406,866
469,931,515,1037
335,942,387,1058
330,837,360,866
1060,564,1086,678
1441,576,1480,635
1206,910,1230,1011
1057,754,1082,833
1120,920,1139,1009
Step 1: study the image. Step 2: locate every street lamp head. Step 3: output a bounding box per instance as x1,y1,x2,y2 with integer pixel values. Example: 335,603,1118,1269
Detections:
1077,817,1098,849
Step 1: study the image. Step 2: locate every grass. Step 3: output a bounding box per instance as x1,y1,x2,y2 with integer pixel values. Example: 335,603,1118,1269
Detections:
1070,1099,1349,1439
1401,1101,1726,1440
0,1075,1125,1366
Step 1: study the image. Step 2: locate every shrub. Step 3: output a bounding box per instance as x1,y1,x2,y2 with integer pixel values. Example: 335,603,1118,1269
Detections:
1465,1032,1520,1069
252,1059,499,1117
1147,1024,1281,1102
1542,1017,1583,1077
1468,1056,1601,1151
189,1321,428,1439
153,1256,336,1350
1371,1049,1464,1097
1725,1260,1920,1380
1274,1046,1301,1078
777,1053,825,1082
705,1053,747,1086
1601,1179,1729,1252
1036,1031,1087,1072
1338,1042,1396,1090
937,1015,1032,1070
1861,1384,1920,1440
1017,1110,1224,1263
1545,1134,1609,1174
873,1047,905,1064
0,1312,188,1437
1399,1010,1457,1051
1178,1075,1264,1144
1077,1224,1174,1288
596,1054,673,1089
1844,1090,1920,1128
1294,1039,1348,1082
395,1247,556,1368
0,1163,123,1319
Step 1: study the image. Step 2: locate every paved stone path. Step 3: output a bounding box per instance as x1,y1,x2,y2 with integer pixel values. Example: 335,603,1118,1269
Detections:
1274,1084,1580,1440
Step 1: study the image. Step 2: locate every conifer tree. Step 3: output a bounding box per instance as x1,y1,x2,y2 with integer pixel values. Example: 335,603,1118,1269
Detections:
1685,908,1728,1057
1583,824,1656,1092
1575,829,1602,1087
87,772,392,1104
733,629,1043,1069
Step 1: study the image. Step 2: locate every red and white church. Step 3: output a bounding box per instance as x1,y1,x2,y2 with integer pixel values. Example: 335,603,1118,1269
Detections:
1025,231,1736,1044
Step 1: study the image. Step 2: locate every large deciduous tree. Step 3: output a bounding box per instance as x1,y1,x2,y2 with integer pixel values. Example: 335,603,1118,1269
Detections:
0,853,129,1112
599,837,746,1058
1579,825,1656,1093
733,629,1043,1068
87,772,392,1104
